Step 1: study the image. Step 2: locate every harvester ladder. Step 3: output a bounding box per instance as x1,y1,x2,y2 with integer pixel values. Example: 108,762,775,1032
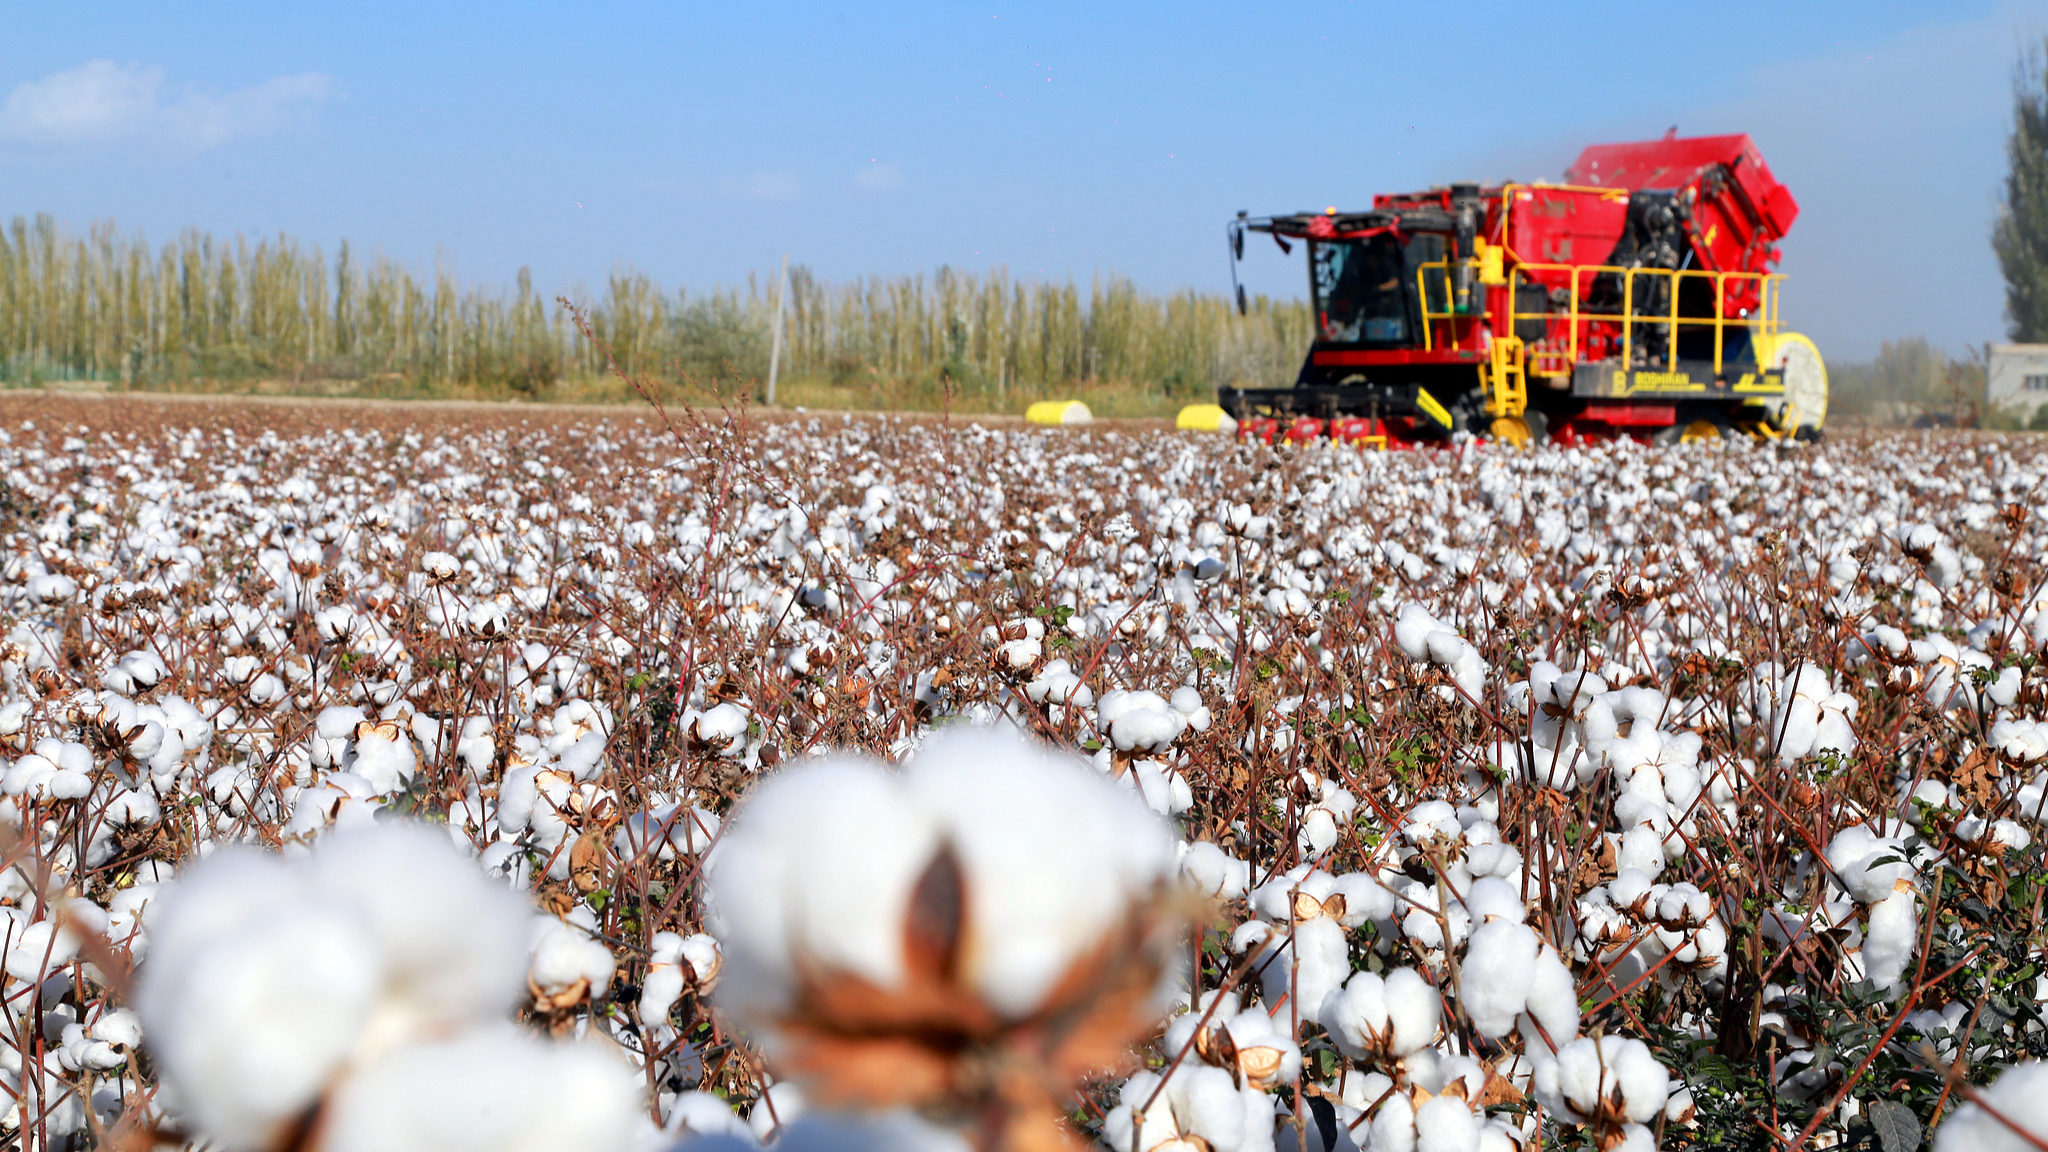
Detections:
1482,335,1528,418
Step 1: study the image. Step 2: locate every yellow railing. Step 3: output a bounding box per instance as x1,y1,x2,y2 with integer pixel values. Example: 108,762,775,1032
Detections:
1416,260,1783,375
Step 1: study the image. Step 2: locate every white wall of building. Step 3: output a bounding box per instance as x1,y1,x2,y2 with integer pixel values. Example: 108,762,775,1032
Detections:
1988,344,2048,424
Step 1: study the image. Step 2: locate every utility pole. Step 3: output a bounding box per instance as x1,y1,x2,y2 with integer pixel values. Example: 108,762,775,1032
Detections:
766,253,789,406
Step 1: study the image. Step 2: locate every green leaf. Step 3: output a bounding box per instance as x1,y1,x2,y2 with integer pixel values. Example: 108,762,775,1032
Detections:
1866,1099,1920,1152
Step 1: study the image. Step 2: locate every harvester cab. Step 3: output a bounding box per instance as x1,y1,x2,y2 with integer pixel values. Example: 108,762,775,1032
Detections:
1222,133,1826,447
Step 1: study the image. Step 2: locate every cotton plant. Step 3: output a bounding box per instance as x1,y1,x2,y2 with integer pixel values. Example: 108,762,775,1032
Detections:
705,724,1186,1149
134,822,643,1152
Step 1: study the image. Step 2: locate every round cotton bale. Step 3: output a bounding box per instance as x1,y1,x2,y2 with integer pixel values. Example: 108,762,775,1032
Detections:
1175,404,1238,434
1025,400,1092,426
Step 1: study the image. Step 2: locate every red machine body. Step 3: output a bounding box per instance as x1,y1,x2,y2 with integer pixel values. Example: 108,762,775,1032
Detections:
1221,132,1820,445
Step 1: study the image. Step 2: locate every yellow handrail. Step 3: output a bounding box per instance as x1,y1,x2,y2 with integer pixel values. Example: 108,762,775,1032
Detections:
1416,260,1783,376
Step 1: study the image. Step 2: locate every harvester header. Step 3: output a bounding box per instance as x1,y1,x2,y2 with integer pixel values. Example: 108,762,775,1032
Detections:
1222,131,1825,446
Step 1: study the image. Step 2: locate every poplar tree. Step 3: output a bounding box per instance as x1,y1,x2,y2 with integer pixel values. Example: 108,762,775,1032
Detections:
1995,41,2048,342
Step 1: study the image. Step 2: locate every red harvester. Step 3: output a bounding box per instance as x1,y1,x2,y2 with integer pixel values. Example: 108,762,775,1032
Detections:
1220,131,1827,446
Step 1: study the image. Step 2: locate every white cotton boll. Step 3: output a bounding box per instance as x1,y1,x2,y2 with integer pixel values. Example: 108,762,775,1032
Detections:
1448,646,1487,702
1180,840,1252,900
710,725,1173,1026
641,936,689,1028
692,703,751,754
1460,920,1538,1038
1463,877,1525,924
1258,915,1351,1025
1369,1092,1420,1152
709,758,942,1016
530,915,616,1002
347,728,416,795
1616,825,1665,880
901,726,1174,1015
1321,966,1440,1060
136,855,383,1150
1862,887,1919,995
1519,945,1581,1048
662,1090,751,1141
318,1031,641,1152
308,824,533,1026
1825,824,1913,904
1534,1035,1670,1127
1934,1061,2048,1152
1300,807,1341,858
1395,603,1442,661
1413,1094,1479,1152
748,1082,807,1142
1609,869,1655,915
1423,629,1466,667
1330,871,1394,925
996,637,1042,670
90,1008,142,1051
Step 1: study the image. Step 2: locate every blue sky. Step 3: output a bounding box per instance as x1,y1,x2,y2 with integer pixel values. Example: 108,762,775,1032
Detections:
2,1,2042,362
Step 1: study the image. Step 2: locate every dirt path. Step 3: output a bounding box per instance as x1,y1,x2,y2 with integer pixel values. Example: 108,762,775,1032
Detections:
0,387,1177,436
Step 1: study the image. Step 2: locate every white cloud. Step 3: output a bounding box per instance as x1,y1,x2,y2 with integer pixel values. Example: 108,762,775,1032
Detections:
854,161,906,192
0,60,336,150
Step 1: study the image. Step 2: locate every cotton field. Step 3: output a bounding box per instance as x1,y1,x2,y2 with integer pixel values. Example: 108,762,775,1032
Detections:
0,396,2045,1152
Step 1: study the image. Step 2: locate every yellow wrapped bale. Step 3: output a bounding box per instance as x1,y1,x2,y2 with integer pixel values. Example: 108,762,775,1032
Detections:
1175,404,1237,433
1025,400,1092,426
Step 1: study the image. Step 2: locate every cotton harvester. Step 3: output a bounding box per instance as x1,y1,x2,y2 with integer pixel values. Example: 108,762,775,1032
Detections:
1220,132,1826,446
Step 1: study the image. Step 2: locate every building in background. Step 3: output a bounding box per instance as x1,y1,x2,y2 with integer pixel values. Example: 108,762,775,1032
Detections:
1989,345,2048,425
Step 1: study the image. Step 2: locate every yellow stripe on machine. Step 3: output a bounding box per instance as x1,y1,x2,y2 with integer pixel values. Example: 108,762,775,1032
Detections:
1415,387,1453,429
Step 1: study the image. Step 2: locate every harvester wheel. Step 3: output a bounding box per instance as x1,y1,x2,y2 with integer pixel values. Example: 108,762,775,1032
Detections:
1653,416,1729,445
1488,411,1547,446
1757,331,1827,436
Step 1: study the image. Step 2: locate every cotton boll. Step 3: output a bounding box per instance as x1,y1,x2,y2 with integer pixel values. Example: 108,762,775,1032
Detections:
1395,604,1443,661
1861,886,1919,996
1329,871,1394,925
529,915,616,1008
1259,915,1351,1025
318,1030,640,1152
137,824,535,1150
661,1090,752,1142
1825,824,1914,904
709,757,943,1017
307,824,532,1027
1616,825,1665,880
1518,944,1581,1049
709,724,1174,1034
1412,1094,1479,1152
1321,966,1440,1061
136,855,384,1150
900,725,1176,1016
1934,1061,2048,1152
1180,840,1252,900
1459,920,1538,1039
1368,1092,1420,1152
346,726,417,795
1097,690,1188,754
1463,877,1525,925
1533,1035,1671,1128
641,933,692,1027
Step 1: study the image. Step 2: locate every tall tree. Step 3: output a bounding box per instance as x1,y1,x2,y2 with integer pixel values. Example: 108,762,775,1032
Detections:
1995,41,2048,342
